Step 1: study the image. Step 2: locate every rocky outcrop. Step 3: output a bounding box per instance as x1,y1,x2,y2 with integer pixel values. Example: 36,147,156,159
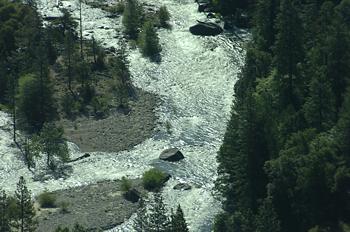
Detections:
159,148,185,162
189,21,223,36
173,183,192,191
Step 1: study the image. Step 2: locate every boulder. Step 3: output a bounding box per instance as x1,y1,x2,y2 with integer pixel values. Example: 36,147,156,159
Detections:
198,3,209,12
159,148,184,162
173,183,192,191
189,21,223,36
123,188,140,203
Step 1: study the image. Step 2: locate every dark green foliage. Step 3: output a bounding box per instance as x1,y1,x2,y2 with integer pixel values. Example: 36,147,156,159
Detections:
122,0,142,39
158,6,170,28
16,73,57,132
0,190,11,232
39,123,69,169
134,193,171,232
14,177,36,232
215,0,350,231
170,205,189,232
142,168,167,191
138,21,161,58
38,191,56,208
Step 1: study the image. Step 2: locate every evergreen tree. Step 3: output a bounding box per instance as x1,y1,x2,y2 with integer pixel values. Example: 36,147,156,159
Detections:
158,6,170,28
122,0,142,39
14,177,36,232
170,205,189,232
303,66,336,131
16,73,57,132
274,0,304,107
149,192,170,232
255,195,281,232
134,198,150,232
138,21,161,58
0,190,11,232
39,123,69,169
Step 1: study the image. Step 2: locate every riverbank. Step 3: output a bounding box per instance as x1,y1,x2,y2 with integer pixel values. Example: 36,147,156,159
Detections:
36,179,146,231
61,88,159,153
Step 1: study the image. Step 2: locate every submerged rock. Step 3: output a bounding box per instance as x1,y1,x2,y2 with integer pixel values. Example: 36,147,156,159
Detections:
189,21,223,36
198,3,209,12
173,183,192,190
159,148,185,162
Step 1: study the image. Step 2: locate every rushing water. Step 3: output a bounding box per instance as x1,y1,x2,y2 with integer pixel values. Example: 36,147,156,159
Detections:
0,0,247,231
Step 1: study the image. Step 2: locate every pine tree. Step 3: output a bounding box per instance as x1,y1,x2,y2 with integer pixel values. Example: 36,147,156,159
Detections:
0,190,11,232
138,21,161,58
170,205,189,232
303,66,336,131
149,192,170,232
274,0,304,107
255,196,281,232
14,177,36,232
122,0,142,39
134,198,150,232
39,123,69,169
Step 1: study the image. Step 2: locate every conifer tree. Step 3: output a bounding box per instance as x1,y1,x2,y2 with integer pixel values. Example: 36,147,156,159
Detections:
122,0,142,39
170,204,189,232
14,177,36,232
0,190,11,232
138,21,161,58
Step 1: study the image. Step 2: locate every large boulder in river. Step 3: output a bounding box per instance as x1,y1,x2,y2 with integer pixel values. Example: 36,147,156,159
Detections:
189,21,223,36
198,3,209,12
173,183,192,191
159,148,184,162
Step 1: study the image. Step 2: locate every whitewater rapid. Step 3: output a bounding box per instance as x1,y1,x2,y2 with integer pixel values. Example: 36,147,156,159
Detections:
0,0,247,231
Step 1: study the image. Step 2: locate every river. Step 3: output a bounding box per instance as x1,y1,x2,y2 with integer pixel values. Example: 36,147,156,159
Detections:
0,0,247,231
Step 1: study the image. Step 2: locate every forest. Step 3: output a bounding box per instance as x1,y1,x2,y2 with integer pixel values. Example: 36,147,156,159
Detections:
215,0,350,231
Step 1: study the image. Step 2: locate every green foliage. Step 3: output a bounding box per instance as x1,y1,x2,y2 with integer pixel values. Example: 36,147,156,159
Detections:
0,190,11,232
170,204,189,232
142,168,167,191
215,0,350,231
120,176,132,193
122,0,142,39
14,176,37,232
38,191,57,208
158,6,170,28
16,73,57,132
138,21,161,58
134,193,171,232
39,123,69,169
91,95,109,118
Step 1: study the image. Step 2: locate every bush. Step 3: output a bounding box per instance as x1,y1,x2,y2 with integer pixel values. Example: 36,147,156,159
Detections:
158,6,170,28
121,176,132,192
138,21,161,58
38,191,57,208
142,168,167,191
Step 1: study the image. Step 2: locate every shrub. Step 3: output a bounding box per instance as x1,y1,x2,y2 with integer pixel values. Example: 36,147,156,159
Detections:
121,176,132,192
158,6,170,28
91,95,109,118
142,168,167,191
138,21,161,58
38,191,57,208
61,93,80,117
